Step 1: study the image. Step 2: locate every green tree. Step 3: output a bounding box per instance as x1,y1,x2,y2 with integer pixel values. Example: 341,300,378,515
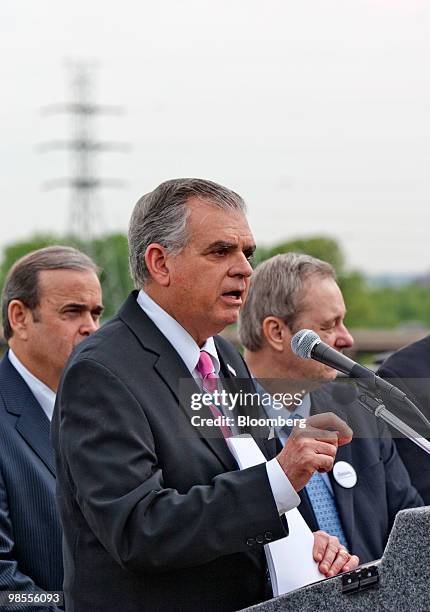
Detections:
90,233,133,318
255,236,345,272
252,235,375,328
338,271,374,328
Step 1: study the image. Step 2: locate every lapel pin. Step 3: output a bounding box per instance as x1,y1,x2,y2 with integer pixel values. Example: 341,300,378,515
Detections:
333,461,357,488
227,364,237,376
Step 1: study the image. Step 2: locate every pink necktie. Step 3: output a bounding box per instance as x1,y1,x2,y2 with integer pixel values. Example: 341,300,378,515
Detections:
196,351,231,438
196,351,218,393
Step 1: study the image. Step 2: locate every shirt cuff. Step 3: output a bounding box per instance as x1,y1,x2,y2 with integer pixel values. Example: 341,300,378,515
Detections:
265,458,301,515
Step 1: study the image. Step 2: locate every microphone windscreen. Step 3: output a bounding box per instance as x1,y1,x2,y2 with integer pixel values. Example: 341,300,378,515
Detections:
291,329,321,359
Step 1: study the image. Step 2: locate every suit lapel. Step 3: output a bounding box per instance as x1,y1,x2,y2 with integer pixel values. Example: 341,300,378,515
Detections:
217,349,274,460
15,402,55,476
0,355,55,476
329,440,355,547
119,294,238,472
154,351,239,472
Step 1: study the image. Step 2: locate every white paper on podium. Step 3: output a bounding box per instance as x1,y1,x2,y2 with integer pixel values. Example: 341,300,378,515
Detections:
226,435,324,596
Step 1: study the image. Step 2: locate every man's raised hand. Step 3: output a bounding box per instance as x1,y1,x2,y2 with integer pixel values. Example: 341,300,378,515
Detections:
276,412,353,491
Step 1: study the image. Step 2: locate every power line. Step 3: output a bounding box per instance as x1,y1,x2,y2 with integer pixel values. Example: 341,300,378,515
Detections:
38,61,131,312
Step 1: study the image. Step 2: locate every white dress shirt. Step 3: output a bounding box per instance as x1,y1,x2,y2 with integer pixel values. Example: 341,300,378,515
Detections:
8,349,56,421
137,289,300,515
137,289,220,382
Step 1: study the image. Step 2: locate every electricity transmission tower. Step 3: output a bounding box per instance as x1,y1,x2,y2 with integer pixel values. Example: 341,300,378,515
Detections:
39,62,130,312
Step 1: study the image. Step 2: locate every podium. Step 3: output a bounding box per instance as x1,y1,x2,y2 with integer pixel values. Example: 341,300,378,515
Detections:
242,507,430,612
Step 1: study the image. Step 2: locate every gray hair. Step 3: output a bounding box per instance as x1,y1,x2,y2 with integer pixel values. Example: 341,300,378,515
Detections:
238,252,335,351
1,245,98,341
128,178,247,288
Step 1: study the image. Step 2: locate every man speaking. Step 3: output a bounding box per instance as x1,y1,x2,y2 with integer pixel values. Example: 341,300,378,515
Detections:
52,179,356,612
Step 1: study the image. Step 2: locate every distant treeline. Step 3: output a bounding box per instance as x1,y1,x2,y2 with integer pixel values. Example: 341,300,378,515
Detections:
1,234,429,329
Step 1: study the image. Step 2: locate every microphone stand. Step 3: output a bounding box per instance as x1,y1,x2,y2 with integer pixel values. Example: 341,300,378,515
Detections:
356,391,430,456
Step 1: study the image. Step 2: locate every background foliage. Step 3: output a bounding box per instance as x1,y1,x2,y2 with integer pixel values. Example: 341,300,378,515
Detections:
1,233,429,329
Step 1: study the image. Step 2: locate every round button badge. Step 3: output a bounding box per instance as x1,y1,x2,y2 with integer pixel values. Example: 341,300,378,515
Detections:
333,461,357,488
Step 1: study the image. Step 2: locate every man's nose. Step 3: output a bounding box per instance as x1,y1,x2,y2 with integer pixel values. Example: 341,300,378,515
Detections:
230,254,253,277
79,314,99,336
336,324,354,350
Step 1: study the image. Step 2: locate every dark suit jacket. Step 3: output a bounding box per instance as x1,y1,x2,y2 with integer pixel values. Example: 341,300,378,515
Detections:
296,384,423,563
378,335,430,503
52,292,287,612
0,353,63,609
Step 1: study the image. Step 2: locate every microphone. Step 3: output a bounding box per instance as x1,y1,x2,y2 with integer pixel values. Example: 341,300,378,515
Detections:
292,329,430,444
291,329,407,403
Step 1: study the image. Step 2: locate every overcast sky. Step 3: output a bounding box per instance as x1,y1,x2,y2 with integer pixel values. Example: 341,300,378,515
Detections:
1,0,429,274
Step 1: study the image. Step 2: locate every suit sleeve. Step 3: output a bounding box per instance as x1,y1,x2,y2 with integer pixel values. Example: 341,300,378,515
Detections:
0,467,63,612
55,358,287,574
376,417,424,524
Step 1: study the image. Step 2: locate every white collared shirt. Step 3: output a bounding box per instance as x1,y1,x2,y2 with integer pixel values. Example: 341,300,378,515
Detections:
137,289,220,379
137,289,299,515
8,349,56,421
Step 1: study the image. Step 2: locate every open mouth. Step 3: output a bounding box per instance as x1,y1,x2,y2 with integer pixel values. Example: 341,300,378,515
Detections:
221,290,243,303
223,290,242,298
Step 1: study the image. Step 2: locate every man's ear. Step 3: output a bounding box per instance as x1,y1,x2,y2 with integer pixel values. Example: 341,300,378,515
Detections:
262,316,291,353
144,243,172,287
7,300,32,340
